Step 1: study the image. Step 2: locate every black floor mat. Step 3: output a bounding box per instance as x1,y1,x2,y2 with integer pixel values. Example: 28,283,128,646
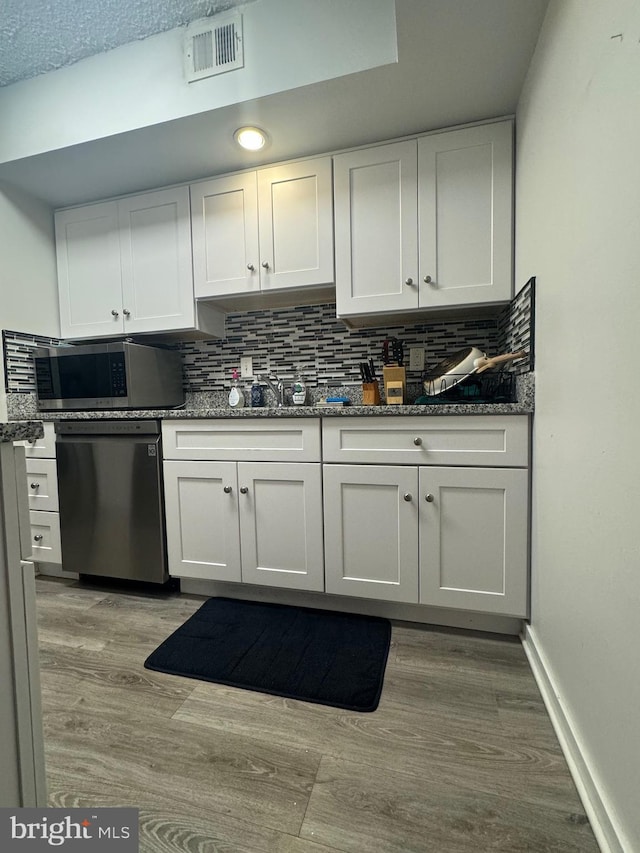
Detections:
144,597,391,712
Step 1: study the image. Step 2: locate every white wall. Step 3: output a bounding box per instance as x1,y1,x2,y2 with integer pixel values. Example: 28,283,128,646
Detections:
515,1,640,849
0,184,59,420
0,0,396,164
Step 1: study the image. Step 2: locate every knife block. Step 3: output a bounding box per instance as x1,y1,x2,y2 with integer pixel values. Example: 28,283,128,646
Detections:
383,366,406,404
362,382,381,405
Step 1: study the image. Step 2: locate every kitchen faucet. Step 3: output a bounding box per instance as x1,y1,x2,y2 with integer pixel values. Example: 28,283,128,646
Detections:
258,374,285,407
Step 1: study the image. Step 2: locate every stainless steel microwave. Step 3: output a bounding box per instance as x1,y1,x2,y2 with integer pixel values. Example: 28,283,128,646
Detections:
33,342,185,411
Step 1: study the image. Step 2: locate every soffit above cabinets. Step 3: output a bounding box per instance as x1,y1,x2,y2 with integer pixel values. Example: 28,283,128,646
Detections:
0,0,550,209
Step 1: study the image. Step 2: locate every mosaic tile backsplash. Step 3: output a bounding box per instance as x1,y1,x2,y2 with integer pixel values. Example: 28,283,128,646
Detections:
3,330,64,394
177,305,502,391
3,279,534,396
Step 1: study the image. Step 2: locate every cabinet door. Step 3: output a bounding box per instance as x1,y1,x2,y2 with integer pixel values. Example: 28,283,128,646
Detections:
257,157,334,292
191,173,260,298
334,141,418,316
238,462,324,592
163,460,241,582
55,202,123,339
418,121,513,307
118,187,195,334
419,467,528,616
323,464,419,603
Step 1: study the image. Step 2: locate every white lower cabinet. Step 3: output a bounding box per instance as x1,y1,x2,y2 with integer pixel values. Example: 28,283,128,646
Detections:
27,511,62,565
16,424,61,565
323,462,528,615
322,416,529,617
164,460,241,583
163,452,324,592
162,416,529,616
418,466,528,616
323,464,419,603
237,462,324,590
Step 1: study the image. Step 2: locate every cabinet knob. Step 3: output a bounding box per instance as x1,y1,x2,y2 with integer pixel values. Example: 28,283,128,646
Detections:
27,439,35,445
33,535,43,542
111,309,119,318
261,261,270,270
404,277,415,286
423,275,433,284
223,485,232,494
30,482,40,490
425,493,435,503
413,437,422,446
123,308,131,317
247,264,255,272
240,486,249,494
403,493,413,502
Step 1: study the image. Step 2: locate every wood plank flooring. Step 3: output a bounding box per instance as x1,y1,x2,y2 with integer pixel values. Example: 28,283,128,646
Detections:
36,577,600,852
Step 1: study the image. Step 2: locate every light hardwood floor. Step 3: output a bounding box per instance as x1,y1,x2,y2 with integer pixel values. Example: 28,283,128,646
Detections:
36,576,600,853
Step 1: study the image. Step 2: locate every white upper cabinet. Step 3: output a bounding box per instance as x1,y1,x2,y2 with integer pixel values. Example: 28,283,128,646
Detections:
191,157,334,300
334,120,513,320
417,122,513,308
56,187,224,340
256,158,334,291
191,172,261,298
334,141,418,315
55,201,122,340
117,188,196,334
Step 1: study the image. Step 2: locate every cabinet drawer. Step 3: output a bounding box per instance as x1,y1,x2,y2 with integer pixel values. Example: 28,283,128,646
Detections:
25,459,59,510
29,510,62,564
18,422,56,458
322,415,528,467
162,418,322,462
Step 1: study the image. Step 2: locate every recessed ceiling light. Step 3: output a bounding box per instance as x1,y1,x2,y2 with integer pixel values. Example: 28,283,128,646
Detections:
234,126,268,151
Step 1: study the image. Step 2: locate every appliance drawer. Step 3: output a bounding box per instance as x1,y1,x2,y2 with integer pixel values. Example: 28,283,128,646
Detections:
322,415,529,467
29,510,62,564
25,459,59,510
162,418,322,462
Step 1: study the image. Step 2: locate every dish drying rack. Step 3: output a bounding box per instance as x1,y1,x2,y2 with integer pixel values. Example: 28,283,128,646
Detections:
420,371,516,404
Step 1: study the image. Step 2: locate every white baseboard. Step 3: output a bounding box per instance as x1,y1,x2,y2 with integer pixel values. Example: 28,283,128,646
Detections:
521,624,628,853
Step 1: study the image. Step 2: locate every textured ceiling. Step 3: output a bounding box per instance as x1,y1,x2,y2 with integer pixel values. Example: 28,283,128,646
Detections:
0,0,252,87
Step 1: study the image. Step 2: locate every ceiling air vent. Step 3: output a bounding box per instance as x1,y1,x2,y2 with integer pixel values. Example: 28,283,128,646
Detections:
184,14,244,83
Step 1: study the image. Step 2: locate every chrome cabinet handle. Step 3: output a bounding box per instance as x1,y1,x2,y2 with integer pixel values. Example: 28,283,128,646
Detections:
423,275,433,284
405,277,415,286
261,261,270,270
33,535,43,542
123,309,131,317
403,493,412,502
240,486,249,494
247,264,255,272
30,482,40,490
425,493,435,503
111,309,119,317
223,485,232,494
413,437,422,446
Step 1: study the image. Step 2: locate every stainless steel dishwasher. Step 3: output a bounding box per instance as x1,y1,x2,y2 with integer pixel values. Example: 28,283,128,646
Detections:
55,420,169,584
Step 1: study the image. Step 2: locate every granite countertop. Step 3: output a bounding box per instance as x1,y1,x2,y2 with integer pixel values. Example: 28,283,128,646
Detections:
32,401,532,421
0,421,44,443
7,374,534,422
